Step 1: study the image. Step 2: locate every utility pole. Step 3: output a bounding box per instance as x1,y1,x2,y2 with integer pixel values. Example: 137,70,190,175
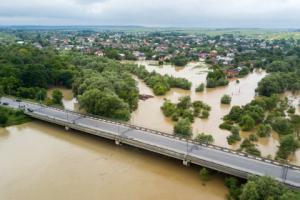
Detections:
281,159,289,183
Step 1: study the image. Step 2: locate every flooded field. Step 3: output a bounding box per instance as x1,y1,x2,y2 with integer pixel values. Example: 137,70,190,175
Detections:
132,61,300,164
47,61,300,164
48,87,79,111
0,122,227,200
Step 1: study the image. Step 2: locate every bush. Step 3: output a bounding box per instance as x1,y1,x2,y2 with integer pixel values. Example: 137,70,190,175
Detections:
0,114,8,125
52,89,63,105
195,83,205,92
195,133,214,144
162,97,210,122
206,67,229,88
79,89,131,121
200,110,209,119
272,117,294,135
225,177,242,199
256,124,272,137
227,126,241,145
240,139,261,156
227,134,241,145
219,122,233,131
161,100,176,117
224,106,243,122
221,94,232,104
249,134,258,142
277,134,300,159
239,176,300,200
172,55,188,66
174,118,192,138
240,115,255,131
199,168,210,183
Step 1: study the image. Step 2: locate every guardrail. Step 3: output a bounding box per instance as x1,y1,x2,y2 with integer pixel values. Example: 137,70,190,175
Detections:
4,96,300,171
24,110,256,181
25,110,300,188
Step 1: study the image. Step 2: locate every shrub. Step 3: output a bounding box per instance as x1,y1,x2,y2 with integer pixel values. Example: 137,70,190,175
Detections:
219,122,233,130
256,124,272,137
221,94,232,104
174,118,192,138
196,83,205,92
195,133,214,144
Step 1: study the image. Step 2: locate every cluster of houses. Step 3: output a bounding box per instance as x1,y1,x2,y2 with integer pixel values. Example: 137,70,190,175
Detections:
11,30,297,78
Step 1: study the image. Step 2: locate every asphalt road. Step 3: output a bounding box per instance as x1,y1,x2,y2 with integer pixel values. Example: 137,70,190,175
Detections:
1,97,300,188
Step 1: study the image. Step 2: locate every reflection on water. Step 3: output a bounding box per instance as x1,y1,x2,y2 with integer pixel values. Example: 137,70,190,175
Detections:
0,122,227,200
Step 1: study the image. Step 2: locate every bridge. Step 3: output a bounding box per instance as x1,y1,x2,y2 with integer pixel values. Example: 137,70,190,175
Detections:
1,96,300,188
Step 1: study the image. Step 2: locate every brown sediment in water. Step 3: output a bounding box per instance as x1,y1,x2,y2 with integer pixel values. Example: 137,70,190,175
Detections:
131,61,300,165
48,87,79,111
49,61,300,165
0,121,227,200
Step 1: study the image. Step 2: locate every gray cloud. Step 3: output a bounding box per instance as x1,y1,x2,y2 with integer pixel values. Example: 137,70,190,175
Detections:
72,0,108,5
0,0,299,27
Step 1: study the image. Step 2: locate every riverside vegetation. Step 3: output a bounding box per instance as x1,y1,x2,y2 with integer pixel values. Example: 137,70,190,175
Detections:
161,96,211,137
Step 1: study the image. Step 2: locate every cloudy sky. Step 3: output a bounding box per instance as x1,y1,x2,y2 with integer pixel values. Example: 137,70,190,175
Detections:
0,0,299,28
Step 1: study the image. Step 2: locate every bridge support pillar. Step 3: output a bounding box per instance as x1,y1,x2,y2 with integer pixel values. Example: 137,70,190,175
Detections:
65,126,70,131
183,160,190,167
115,140,121,146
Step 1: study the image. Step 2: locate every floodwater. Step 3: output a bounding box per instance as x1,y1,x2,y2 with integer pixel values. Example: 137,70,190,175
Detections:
0,122,227,200
132,61,296,162
48,87,79,111
49,61,300,165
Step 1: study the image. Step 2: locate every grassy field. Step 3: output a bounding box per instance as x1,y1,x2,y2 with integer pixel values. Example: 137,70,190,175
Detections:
114,27,300,40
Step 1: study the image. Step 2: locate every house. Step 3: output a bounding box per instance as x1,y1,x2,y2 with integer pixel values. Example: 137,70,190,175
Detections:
199,52,208,59
95,51,104,57
210,50,218,58
224,68,240,78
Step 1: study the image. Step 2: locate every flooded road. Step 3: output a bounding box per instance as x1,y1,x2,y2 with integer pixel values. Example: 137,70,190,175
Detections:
0,122,227,200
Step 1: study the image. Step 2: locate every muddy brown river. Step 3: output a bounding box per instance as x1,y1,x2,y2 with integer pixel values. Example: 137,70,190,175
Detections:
45,61,300,164
132,61,300,165
0,122,227,200
2,61,299,199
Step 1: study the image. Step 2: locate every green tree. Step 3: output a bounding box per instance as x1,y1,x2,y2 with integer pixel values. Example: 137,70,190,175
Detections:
240,115,255,131
51,89,63,105
199,168,210,183
177,96,192,110
0,113,8,125
240,181,260,200
79,89,131,121
196,83,205,92
256,124,272,137
195,133,214,144
272,117,293,135
174,118,192,137
221,94,232,104
277,134,299,159
161,100,176,117
291,115,300,139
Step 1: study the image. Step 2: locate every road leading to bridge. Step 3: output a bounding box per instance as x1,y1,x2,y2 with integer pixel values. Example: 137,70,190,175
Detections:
1,97,300,188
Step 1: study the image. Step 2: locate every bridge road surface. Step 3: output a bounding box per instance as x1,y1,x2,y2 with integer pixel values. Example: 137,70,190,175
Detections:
1,97,300,189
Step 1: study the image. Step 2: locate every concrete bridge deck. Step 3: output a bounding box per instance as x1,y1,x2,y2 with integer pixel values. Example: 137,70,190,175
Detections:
1,97,300,188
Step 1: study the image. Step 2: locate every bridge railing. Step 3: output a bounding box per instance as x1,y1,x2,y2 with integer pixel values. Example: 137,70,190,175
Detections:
5,96,300,171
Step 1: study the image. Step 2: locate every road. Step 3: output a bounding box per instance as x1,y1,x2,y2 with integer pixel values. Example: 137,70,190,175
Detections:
1,97,300,188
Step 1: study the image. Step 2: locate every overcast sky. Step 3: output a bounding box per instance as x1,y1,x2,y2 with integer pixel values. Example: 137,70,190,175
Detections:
0,0,299,28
